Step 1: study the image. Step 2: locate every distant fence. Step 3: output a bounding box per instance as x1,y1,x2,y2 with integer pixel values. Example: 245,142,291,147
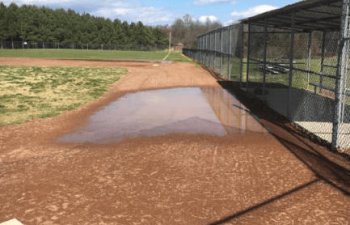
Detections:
184,24,244,81
0,40,164,51
184,18,350,153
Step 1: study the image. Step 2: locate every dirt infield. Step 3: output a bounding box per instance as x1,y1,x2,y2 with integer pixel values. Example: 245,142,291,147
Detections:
0,58,349,225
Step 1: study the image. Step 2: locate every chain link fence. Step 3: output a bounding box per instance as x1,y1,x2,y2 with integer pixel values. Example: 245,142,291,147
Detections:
0,40,164,51
183,23,243,81
183,0,350,154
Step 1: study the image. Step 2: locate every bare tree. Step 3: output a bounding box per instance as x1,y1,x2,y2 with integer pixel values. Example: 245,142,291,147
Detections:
171,15,222,48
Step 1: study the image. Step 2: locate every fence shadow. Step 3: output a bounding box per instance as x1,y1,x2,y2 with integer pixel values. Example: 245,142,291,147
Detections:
207,178,320,225
217,81,350,194
202,80,350,225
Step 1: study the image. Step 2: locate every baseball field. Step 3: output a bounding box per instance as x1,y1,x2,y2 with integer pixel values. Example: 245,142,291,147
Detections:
0,50,349,225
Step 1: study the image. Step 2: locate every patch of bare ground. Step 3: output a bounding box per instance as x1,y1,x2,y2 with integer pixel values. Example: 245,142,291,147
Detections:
0,58,349,225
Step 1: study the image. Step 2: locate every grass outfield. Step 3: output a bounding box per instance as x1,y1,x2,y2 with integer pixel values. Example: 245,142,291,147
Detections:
0,49,191,62
0,50,191,126
0,66,126,125
166,51,192,62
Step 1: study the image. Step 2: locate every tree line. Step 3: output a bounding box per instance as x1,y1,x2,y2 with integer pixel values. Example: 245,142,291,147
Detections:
0,3,168,50
0,3,223,50
170,15,222,48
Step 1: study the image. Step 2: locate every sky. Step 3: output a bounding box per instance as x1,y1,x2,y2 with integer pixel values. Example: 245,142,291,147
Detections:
2,0,301,26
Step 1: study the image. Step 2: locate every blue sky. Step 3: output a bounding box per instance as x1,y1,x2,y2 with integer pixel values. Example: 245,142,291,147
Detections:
2,0,300,25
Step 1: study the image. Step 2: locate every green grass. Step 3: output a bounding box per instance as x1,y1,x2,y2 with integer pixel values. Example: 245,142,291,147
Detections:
0,65,127,125
166,51,192,62
0,49,191,62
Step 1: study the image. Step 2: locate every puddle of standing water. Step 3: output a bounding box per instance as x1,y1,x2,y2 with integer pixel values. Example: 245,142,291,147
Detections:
59,87,266,144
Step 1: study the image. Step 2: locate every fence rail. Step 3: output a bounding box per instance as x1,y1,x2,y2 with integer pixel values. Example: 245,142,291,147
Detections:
0,40,164,51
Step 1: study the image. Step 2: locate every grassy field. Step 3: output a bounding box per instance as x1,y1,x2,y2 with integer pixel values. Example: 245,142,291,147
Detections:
0,49,191,126
166,51,192,62
0,66,126,125
0,49,191,62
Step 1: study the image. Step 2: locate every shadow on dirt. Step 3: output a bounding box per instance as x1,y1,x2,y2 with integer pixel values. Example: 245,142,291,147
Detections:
217,81,350,194
203,80,350,225
207,178,320,225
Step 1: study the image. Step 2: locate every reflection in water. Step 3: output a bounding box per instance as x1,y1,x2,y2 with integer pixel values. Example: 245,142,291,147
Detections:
59,87,266,144
201,87,267,134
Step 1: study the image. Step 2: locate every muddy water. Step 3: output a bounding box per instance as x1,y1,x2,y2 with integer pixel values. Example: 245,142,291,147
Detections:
59,87,266,144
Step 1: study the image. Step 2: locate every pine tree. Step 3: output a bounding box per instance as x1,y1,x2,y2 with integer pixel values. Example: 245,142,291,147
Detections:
0,3,168,50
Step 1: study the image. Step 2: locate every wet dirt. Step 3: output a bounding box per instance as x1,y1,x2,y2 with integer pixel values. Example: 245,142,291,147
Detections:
59,87,265,144
0,58,349,225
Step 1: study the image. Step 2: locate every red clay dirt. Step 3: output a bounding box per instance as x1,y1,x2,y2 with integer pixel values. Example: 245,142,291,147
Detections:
0,58,349,225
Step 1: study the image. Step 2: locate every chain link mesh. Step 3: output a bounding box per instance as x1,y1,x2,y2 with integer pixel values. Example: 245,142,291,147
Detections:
185,24,243,81
183,1,350,154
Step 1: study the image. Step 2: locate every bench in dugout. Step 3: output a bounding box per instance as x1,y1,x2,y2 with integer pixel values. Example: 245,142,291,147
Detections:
258,64,290,74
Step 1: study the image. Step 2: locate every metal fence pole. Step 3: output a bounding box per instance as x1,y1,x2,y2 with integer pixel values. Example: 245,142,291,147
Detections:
262,18,268,96
203,36,206,66
332,0,350,150
201,36,203,64
228,26,232,80
221,29,224,77
209,33,212,69
246,23,252,88
207,35,209,67
208,34,211,67
205,34,210,66
287,13,295,120
239,24,244,85
320,31,327,92
214,31,216,71
201,37,204,64
214,31,217,71
306,31,313,90
214,31,218,70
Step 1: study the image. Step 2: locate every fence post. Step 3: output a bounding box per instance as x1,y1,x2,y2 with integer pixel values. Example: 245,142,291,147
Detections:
287,13,295,120
212,32,215,70
208,35,210,67
246,23,252,87
320,31,327,92
306,31,313,90
239,24,244,85
213,31,215,71
332,0,350,150
203,36,205,64
213,31,217,71
202,36,205,65
200,36,203,64
262,17,268,96
209,33,212,68
228,26,232,80
220,29,224,77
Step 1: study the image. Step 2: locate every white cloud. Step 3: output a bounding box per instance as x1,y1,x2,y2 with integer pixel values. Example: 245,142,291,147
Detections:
198,15,218,23
231,5,277,19
223,19,234,26
2,0,73,4
94,4,174,25
2,0,174,25
194,0,235,5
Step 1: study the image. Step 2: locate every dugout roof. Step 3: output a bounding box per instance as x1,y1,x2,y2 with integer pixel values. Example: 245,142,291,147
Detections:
241,0,343,32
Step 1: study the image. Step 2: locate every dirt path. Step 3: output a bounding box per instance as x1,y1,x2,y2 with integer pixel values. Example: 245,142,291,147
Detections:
0,58,349,225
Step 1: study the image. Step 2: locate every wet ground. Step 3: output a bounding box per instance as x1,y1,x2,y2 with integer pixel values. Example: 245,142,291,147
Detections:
59,87,265,144
0,58,349,225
